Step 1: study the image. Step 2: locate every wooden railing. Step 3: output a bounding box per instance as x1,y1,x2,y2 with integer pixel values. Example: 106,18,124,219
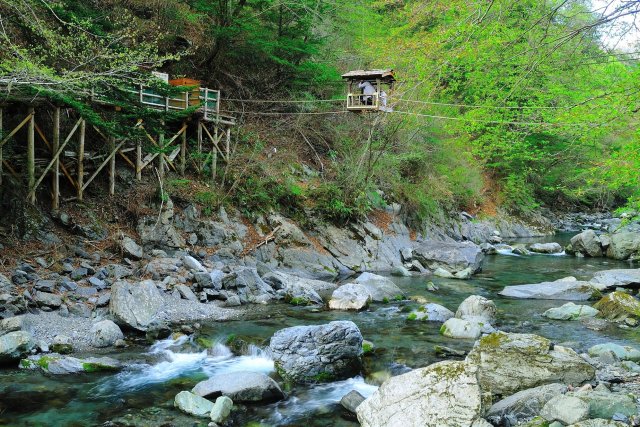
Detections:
346,93,380,110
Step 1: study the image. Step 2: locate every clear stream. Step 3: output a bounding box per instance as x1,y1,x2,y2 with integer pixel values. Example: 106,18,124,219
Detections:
1,234,639,427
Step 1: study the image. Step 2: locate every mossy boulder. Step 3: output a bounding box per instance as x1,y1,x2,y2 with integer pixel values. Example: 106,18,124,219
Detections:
0,331,35,364
19,354,121,374
593,291,640,323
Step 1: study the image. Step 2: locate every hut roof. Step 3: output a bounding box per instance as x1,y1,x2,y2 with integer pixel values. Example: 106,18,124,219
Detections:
341,69,395,81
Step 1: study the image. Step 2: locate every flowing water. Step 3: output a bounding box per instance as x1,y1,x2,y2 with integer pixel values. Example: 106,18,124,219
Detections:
1,234,639,427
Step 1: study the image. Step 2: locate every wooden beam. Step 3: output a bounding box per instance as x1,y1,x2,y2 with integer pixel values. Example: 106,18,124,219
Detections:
82,139,126,192
0,107,3,187
197,120,203,172
2,160,18,178
158,121,165,183
136,140,142,180
35,121,77,190
201,123,227,160
27,107,35,204
77,119,85,201
118,150,136,170
180,121,187,176
0,112,33,149
52,107,60,209
109,136,116,195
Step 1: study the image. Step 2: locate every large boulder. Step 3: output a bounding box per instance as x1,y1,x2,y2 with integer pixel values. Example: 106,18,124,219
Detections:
221,267,275,304
499,278,600,301
593,291,640,323
109,280,164,331
20,354,121,374
466,332,595,396
570,230,603,257
591,269,640,290
408,303,454,322
0,331,35,364
529,242,563,254
487,383,567,421
455,295,497,324
174,391,214,417
269,321,363,383
606,232,640,260
192,371,284,403
262,271,337,301
543,302,599,320
413,240,484,279
356,361,483,427
569,388,637,420
90,320,124,348
120,236,143,260
329,283,371,310
588,343,640,361
352,273,404,302
540,394,589,425
440,318,484,339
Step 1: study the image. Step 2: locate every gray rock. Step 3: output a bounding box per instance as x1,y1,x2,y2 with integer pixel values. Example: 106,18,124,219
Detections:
466,332,595,396
390,266,411,277
0,331,35,363
34,291,62,308
357,361,483,427
571,230,603,257
500,278,600,300
540,395,589,425
440,318,485,339
569,389,637,419
90,320,124,348
269,321,363,383
88,277,106,289
192,371,284,402
71,268,88,280
593,291,640,322
195,270,224,289
606,232,640,260
569,420,628,427
20,354,121,374
591,269,640,290
221,267,275,304
51,335,73,354
262,271,337,299
329,283,371,311
175,284,198,302
210,396,233,424
588,343,640,361
121,236,143,260
408,303,454,322
96,293,111,307
543,302,599,320
183,255,206,273
529,242,563,254
413,240,484,278
174,391,214,417
352,272,404,302
455,295,497,324
341,390,365,414
104,264,133,280
109,280,164,331
487,383,568,420
34,280,56,292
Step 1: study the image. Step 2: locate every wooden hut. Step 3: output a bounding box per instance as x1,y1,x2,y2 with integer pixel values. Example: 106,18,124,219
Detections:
341,69,395,111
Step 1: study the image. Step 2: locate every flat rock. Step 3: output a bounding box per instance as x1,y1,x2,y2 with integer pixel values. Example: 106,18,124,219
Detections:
408,303,454,322
353,273,404,302
20,354,121,374
588,343,640,361
487,383,567,420
329,283,371,310
500,279,600,300
529,242,563,254
356,361,483,427
540,395,589,425
34,291,62,308
192,371,284,403
543,302,599,320
591,269,640,290
175,284,198,302
174,391,214,418
413,240,484,279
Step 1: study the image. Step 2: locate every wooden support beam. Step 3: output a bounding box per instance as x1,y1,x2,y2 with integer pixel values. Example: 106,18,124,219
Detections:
197,120,203,173
28,122,76,200
35,122,77,190
212,126,218,182
52,107,60,209
82,139,126,192
2,160,18,178
27,107,35,204
0,107,3,187
109,136,116,195
118,151,136,170
136,140,142,180
77,119,85,201
180,121,187,176
0,111,33,149
158,121,165,183
201,123,227,161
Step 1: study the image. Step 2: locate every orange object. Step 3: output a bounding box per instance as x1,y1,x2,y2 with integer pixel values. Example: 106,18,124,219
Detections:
169,78,201,87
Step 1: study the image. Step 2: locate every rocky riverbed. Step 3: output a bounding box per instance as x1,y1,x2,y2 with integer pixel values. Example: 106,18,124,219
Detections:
1,206,640,426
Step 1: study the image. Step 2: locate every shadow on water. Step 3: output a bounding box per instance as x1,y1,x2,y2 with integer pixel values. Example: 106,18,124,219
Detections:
1,233,639,426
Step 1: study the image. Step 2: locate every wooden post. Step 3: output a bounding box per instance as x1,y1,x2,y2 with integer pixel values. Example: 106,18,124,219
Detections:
27,107,35,204
52,107,60,209
77,118,85,201
180,121,187,176
108,135,116,195
158,121,165,183
212,126,218,182
197,120,203,173
136,139,142,181
226,127,231,159
0,107,3,187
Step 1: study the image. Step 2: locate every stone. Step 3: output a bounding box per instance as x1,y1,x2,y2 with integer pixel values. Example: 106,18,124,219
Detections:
183,255,207,273
413,240,484,279
20,354,121,374
593,291,640,322
588,343,640,361
34,280,56,292
90,320,124,348
500,278,600,301
109,280,164,331
569,420,628,427
175,284,198,302
440,318,484,339
606,232,640,260
51,335,73,354
262,271,337,300
408,303,454,322
541,395,589,425
96,293,111,307
571,230,603,257
455,295,497,323
221,267,275,304
569,389,636,419
487,383,567,420
356,361,482,427
269,321,363,383
341,390,365,414
88,277,106,289
352,272,405,302
529,242,563,254
390,266,411,277
0,331,35,363
466,332,595,396
174,391,214,417
104,264,133,280
34,291,62,308
210,396,233,424
192,371,284,403
121,236,143,260
591,269,640,290
329,283,371,310
71,268,88,280
543,302,599,320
